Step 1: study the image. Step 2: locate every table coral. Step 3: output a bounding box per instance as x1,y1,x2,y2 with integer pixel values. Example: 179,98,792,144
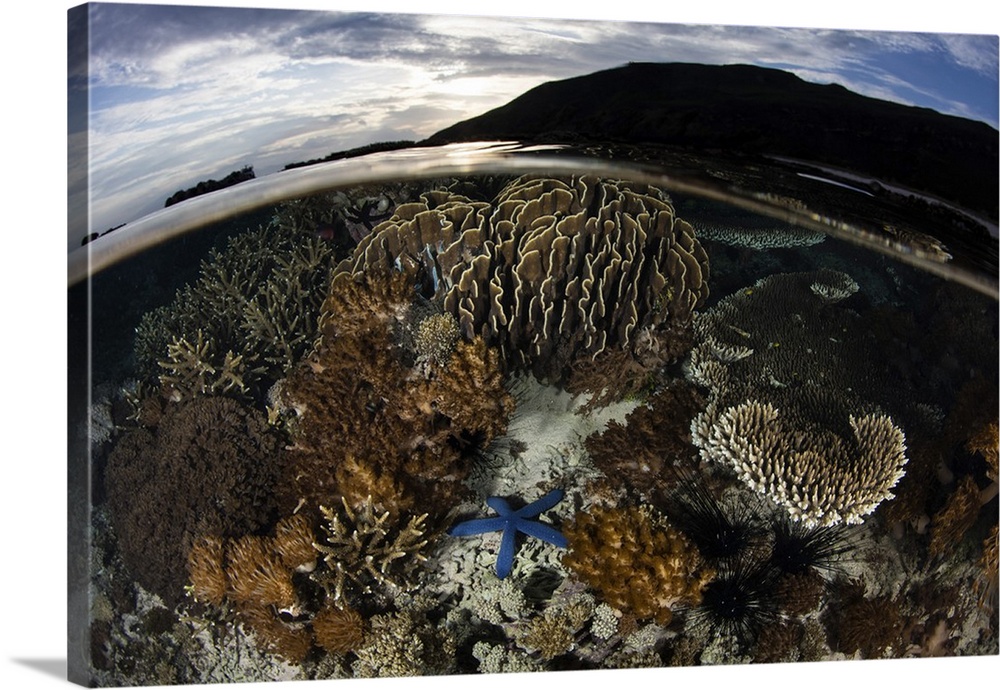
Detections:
693,400,908,527
688,270,912,526
562,504,715,626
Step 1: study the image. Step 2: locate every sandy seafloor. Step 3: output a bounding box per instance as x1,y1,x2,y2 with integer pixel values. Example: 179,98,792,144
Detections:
75,178,999,687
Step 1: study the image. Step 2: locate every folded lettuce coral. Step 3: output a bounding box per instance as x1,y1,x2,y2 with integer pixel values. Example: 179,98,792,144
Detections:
334,175,710,383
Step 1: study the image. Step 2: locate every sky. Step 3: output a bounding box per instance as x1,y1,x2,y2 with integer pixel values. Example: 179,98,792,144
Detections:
66,0,1000,249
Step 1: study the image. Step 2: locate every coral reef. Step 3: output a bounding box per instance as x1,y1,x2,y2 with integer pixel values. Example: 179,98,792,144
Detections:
312,497,430,602
351,602,457,677
133,222,337,401
561,504,715,626
335,175,710,382
185,516,320,663
688,270,912,526
583,380,706,499
825,581,904,659
104,396,282,604
276,269,515,521
693,400,908,527
312,603,367,655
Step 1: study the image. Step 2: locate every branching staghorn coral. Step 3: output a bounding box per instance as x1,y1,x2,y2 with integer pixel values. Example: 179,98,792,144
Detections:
133,222,337,401
312,497,430,602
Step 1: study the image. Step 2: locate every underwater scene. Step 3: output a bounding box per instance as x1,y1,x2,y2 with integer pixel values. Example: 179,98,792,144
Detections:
69,147,999,686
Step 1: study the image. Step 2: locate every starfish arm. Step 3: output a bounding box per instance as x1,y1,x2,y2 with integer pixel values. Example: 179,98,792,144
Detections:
495,524,518,579
486,496,513,516
448,516,509,537
513,518,568,548
514,488,565,518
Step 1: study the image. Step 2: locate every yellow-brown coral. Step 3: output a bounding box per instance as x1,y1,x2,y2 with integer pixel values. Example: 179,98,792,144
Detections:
278,269,514,521
313,603,367,655
272,514,318,571
225,535,297,610
186,536,226,607
239,603,314,664
562,504,715,626
928,475,982,559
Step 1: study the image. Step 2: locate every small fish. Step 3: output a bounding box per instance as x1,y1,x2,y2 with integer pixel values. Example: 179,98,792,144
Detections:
314,222,339,242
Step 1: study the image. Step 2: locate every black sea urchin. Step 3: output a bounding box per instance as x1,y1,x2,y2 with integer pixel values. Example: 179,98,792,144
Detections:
662,472,768,562
690,553,782,653
770,513,855,576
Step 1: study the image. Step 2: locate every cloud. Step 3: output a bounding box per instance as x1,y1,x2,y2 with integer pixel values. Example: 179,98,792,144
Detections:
73,4,998,249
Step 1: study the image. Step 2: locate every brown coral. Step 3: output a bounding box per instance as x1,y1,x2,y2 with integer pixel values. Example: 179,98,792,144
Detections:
827,582,904,659
238,603,314,664
272,513,319,571
584,379,706,499
226,535,297,610
313,603,367,655
774,570,826,617
277,269,514,521
562,504,715,626
929,474,983,559
105,396,282,604
186,536,227,607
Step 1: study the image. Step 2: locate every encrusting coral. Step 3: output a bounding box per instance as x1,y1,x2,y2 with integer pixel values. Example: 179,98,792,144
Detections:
335,175,710,384
105,396,283,605
688,270,911,526
561,504,715,626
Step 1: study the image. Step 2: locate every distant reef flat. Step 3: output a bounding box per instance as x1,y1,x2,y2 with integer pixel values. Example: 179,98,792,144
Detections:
423,62,998,219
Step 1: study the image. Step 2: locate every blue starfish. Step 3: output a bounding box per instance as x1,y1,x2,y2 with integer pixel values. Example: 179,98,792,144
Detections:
448,489,568,579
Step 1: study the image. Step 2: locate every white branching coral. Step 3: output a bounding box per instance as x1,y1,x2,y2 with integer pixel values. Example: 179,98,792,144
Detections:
692,400,908,527
313,497,429,601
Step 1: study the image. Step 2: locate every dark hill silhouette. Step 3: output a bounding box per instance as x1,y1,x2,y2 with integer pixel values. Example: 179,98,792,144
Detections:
424,62,998,219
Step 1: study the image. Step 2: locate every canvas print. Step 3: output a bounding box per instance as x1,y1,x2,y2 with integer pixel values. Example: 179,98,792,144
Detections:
67,2,999,687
